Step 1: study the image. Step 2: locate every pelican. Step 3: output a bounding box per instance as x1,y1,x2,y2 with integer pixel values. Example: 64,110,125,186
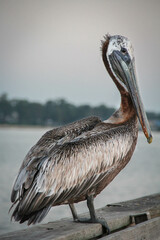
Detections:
10,34,152,233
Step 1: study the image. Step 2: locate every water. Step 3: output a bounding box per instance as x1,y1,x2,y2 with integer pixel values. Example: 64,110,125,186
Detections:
0,127,160,234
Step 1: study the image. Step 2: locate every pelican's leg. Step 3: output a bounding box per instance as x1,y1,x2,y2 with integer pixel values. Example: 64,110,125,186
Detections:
86,195,110,234
87,195,97,221
69,196,110,234
69,203,79,221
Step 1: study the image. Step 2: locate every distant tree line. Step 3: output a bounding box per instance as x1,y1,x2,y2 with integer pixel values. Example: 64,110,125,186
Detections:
0,93,115,126
0,93,160,129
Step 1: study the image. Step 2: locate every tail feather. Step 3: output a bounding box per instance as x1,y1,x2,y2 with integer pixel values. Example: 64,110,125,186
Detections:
11,189,18,203
28,205,52,225
11,202,52,225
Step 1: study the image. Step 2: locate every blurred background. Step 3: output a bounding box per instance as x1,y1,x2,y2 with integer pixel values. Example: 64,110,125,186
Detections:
0,0,160,235
1,0,160,112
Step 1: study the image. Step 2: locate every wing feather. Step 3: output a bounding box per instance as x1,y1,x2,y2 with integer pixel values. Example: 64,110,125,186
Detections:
11,116,101,202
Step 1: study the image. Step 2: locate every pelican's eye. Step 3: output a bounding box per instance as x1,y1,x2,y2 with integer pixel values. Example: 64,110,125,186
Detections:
121,47,127,54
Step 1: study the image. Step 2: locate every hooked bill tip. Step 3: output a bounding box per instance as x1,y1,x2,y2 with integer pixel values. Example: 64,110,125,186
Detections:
147,136,153,144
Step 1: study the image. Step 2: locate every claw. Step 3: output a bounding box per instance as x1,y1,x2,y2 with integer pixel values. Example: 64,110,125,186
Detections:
97,218,110,234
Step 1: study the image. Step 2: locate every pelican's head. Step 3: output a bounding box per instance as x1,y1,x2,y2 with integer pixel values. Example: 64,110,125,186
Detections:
103,34,152,143
107,35,135,93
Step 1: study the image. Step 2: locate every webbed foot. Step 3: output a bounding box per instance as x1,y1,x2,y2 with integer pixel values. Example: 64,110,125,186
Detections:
74,217,110,234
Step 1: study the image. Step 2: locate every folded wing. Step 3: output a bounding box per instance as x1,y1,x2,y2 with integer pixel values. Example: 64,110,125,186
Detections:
10,117,133,225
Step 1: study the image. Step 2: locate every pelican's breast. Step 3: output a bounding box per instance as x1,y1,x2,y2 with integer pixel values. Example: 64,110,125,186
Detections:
93,121,138,196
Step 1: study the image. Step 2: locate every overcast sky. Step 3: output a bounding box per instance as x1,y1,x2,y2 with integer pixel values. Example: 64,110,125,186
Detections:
0,0,160,112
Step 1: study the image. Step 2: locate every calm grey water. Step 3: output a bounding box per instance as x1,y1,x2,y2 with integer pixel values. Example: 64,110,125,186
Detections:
0,127,160,234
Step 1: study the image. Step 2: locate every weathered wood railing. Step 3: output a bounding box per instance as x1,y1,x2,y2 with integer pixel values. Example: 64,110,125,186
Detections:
1,193,160,240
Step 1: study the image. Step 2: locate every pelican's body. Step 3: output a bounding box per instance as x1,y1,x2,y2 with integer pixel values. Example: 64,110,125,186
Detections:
10,35,152,231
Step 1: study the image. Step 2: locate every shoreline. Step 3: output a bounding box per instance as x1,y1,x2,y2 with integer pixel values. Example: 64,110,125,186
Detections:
0,124,159,132
0,124,54,130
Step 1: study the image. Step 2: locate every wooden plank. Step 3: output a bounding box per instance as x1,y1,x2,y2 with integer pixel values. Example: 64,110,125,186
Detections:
101,217,160,240
0,193,160,240
0,221,102,240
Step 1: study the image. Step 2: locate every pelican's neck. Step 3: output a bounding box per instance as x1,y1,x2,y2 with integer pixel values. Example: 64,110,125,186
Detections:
105,94,136,125
102,36,136,125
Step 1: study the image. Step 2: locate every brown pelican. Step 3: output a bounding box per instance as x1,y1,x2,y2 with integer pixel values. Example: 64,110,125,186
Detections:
10,34,152,233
